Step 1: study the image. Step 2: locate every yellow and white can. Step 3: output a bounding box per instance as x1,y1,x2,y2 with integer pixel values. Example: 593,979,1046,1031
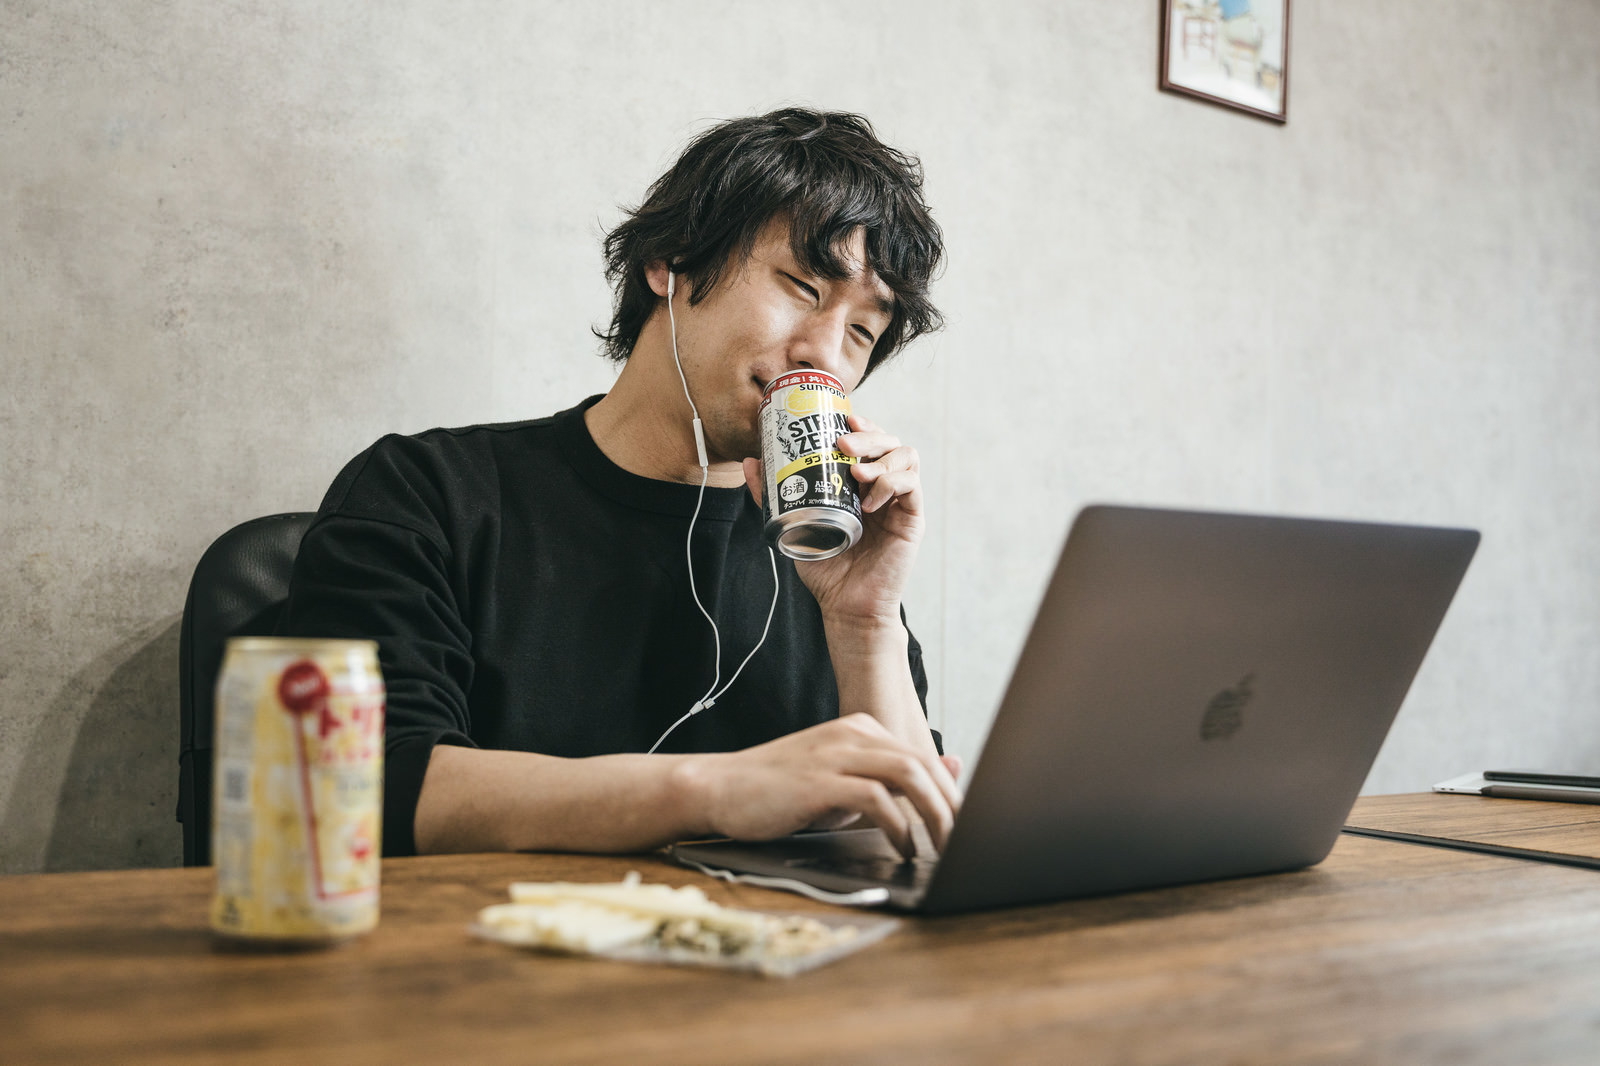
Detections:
210,638,384,945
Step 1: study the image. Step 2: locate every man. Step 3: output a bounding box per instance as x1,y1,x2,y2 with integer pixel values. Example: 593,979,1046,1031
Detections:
279,108,961,861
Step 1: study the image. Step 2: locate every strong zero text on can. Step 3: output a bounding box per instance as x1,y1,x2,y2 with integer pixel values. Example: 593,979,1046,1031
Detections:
211,638,385,945
759,369,864,560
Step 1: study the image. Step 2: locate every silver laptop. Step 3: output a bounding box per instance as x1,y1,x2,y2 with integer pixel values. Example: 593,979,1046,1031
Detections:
671,504,1480,914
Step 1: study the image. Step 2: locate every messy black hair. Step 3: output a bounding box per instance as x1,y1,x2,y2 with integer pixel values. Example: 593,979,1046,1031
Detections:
598,108,945,379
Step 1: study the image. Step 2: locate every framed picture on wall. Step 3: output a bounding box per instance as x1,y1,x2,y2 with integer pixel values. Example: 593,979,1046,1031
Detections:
1160,0,1291,123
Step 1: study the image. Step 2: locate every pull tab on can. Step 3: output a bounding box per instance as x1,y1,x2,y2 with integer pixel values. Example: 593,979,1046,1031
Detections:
758,370,864,561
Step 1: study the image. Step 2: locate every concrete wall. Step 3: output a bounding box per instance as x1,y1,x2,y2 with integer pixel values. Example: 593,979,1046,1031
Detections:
3,1,1596,873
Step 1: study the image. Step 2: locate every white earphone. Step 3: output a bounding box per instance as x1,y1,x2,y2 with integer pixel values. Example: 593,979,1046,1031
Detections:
647,267,780,754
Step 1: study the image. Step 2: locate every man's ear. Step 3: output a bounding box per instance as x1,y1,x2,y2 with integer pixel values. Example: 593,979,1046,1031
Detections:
645,260,671,299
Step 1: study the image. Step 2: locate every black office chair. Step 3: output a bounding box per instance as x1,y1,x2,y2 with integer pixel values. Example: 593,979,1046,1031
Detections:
177,512,316,866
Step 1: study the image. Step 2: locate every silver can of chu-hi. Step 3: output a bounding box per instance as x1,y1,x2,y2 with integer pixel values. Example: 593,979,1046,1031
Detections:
758,369,864,561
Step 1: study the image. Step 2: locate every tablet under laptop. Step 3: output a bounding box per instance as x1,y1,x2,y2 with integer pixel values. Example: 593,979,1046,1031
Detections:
671,504,1480,914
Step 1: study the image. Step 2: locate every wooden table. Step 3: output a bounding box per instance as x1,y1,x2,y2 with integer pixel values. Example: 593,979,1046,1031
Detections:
6,800,1600,1065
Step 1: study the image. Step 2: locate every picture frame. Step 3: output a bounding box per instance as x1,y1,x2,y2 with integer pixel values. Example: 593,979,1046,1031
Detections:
1160,0,1291,124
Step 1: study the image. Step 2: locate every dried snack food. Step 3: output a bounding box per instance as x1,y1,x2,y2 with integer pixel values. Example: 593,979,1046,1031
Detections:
472,872,897,977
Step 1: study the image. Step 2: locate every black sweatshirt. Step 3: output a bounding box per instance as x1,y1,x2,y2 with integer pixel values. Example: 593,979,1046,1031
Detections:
278,396,933,855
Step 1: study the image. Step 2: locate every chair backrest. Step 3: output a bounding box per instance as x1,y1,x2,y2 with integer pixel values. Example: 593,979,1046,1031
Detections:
177,512,316,866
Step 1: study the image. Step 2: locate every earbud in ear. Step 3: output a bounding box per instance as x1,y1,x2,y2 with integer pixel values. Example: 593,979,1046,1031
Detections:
667,269,675,298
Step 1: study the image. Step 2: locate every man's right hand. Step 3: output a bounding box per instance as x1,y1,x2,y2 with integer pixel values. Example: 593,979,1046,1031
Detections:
673,713,963,860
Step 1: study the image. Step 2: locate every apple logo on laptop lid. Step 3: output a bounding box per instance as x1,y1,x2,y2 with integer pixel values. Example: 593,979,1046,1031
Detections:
1200,673,1255,741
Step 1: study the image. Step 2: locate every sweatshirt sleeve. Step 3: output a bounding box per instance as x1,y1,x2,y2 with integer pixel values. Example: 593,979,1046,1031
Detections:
277,438,478,857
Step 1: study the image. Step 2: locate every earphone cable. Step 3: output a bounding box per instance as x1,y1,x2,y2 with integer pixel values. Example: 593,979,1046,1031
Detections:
683,467,723,709
707,546,779,705
648,544,779,755
667,269,725,711
648,267,783,756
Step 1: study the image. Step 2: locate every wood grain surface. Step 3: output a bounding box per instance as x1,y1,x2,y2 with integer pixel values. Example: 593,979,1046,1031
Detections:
5,824,1600,1064
1349,791,1600,860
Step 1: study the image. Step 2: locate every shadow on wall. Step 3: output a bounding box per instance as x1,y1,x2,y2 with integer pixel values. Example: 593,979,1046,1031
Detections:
0,617,184,872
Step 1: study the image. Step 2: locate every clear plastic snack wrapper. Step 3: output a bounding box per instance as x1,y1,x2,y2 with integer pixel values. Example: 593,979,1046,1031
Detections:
470,872,898,977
